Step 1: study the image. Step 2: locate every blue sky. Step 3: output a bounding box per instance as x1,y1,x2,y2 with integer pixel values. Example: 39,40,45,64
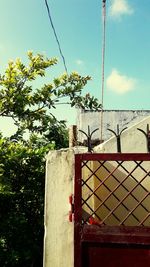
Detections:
0,0,150,135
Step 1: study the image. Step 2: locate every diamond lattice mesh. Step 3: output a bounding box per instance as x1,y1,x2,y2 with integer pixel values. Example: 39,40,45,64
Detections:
81,160,150,226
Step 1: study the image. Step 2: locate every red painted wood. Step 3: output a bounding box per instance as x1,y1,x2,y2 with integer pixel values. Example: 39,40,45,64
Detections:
82,245,150,267
74,155,82,267
82,225,150,245
74,157,82,223
75,153,150,161
74,153,150,267
81,225,150,267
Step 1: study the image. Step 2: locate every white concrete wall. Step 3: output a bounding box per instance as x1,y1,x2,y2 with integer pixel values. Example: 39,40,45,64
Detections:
43,147,87,267
94,115,150,153
44,115,150,266
92,116,150,226
77,109,150,143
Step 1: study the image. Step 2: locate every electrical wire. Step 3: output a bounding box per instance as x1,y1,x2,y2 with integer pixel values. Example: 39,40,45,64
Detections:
44,0,68,74
100,0,106,142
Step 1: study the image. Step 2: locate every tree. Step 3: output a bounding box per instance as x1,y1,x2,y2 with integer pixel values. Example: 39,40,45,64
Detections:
0,52,101,267
0,51,101,138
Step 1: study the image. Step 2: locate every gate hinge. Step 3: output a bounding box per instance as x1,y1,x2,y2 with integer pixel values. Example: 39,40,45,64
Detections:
69,194,74,222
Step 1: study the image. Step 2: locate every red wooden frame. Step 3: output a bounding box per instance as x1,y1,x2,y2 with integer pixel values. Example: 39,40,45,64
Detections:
74,153,150,267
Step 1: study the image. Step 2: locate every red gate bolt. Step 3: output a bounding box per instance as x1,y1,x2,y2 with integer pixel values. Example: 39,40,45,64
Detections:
69,194,73,205
89,216,101,226
69,210,73,222
69,194,74,222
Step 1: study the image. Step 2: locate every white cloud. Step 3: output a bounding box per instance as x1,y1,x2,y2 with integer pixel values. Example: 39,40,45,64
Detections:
109,0,134,19
75,59,84,65
106,69,136,94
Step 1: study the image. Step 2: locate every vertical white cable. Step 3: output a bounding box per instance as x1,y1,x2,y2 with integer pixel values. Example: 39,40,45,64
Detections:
100,0,106,142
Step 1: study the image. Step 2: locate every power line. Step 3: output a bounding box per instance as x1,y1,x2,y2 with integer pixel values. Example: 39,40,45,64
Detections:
44,0,68,74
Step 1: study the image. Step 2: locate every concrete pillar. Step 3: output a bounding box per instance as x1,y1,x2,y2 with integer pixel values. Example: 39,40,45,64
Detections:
43,147,87,267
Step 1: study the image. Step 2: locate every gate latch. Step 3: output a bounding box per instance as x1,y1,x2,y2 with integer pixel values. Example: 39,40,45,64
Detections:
69,194,74,222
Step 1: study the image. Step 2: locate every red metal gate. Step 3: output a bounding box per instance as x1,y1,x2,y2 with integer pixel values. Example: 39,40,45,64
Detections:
74,153,150,267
